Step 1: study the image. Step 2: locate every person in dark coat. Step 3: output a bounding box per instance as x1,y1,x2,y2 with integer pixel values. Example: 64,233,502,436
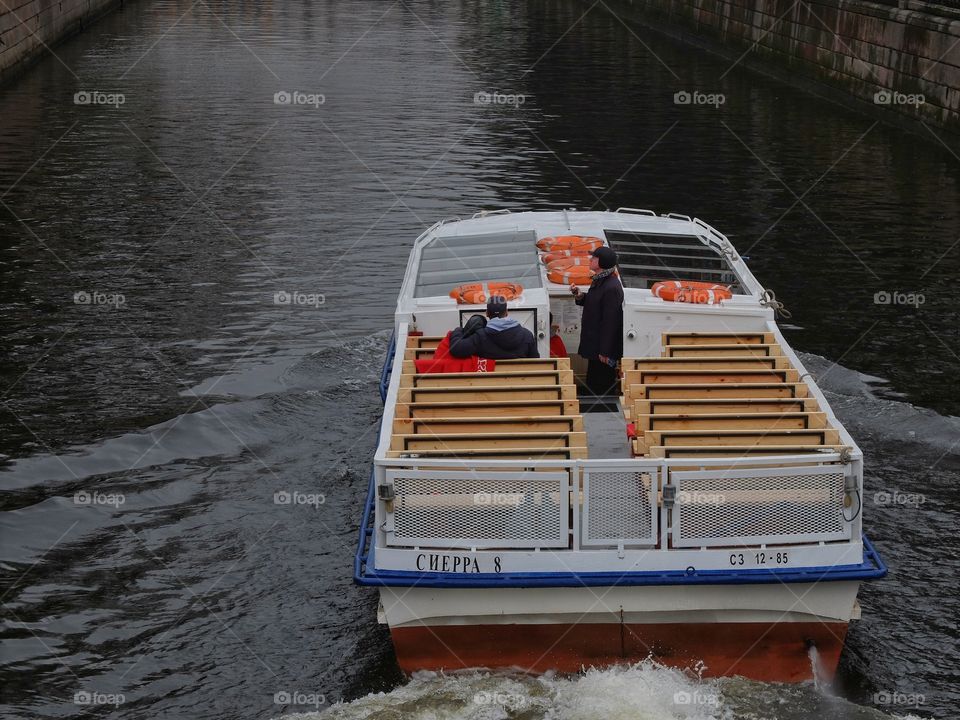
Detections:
449,296,539,360
571,246,624,396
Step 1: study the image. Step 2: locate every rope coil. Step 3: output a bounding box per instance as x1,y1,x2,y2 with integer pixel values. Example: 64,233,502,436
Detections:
760,288,792,319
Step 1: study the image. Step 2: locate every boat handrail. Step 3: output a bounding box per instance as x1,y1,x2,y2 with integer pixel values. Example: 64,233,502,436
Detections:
615,207,657,216
693,217,733,247
378,331,397,403
472,208,513,218
663,212,692,221
376,451,855,470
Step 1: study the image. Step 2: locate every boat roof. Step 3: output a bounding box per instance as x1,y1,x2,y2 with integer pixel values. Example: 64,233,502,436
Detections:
399,208,763,308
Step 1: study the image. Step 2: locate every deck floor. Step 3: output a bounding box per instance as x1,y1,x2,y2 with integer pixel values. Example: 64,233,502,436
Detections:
582,407,631,458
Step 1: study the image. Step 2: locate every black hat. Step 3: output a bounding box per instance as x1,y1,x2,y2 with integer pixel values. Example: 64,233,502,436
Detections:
486,295,508,317
590,246,618,269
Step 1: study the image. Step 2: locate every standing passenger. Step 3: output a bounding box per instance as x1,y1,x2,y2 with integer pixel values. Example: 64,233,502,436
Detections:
570,247,623,396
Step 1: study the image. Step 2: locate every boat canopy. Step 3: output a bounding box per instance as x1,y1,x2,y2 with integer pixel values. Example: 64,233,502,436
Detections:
413,230,543,298
605,230,742,292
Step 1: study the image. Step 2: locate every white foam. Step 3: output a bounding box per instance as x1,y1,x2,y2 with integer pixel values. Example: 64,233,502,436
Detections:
274,661,730,720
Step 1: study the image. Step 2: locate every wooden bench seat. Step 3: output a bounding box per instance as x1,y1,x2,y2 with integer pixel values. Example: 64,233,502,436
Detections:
395,399,581,418
633,412,828,432
662,343,783,358
393,431,587,452
407,335,444,349
635,428,840,455
624,356,791,372
404,347,439,361
631,397,819,417
624,368,800,387
663,332,775,346
626,382,810,400
402,353,570,371
394,416,584,435
387,447,588,459
648,444,848,458
398,385,576,403
401,369,574,388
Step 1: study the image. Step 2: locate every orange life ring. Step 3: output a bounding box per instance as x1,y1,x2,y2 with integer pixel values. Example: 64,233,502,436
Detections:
449,281,523,304
536,235,603,253
547,256,592,272
488,281,523,300
540,248,593,265
548,265,594,285
651,280,732,304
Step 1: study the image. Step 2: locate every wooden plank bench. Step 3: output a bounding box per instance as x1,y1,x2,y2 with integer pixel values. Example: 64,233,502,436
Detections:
662,343,783,358
631,397,820,417
402,353,571,371
623,368,800,387
648,444,848,458
407,335,444,349
633,412,828,432
404,347,440,361
635,428,840,455
663,332,775,346
392,431,588,453
398,385,577,403
623,356,791,372
401,369,574,388
387,447,588,459
395,399,582,419
394,415,585,435
627,382,811,401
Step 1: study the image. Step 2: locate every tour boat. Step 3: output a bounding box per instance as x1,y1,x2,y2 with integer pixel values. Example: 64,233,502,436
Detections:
354,208,886,682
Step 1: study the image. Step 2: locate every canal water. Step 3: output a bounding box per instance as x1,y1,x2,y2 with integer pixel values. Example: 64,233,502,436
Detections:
1,0,958,718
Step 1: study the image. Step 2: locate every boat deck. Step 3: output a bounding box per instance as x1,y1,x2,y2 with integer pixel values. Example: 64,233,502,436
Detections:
624,331,841,459
582,410,631,458
393,330,841,462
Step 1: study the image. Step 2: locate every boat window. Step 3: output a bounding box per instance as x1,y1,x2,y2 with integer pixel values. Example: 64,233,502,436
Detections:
603,231,743,292
413,231,542,298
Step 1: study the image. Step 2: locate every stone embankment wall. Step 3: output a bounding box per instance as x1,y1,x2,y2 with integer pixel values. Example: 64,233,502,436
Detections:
607,0,960,134
1,0,124,84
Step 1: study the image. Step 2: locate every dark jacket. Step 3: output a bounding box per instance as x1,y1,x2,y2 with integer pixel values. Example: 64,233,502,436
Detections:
449,320,539,360
575,272,624,359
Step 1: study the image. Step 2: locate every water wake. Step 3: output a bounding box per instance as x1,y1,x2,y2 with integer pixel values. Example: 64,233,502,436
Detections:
274,660,924,719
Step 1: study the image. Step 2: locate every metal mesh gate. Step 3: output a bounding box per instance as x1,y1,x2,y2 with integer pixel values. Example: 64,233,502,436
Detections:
387,470,570,549
671,465,849,547
581,468,658,547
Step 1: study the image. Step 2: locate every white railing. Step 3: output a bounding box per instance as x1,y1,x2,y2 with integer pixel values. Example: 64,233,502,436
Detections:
384,469,570,549
670,465,852,548
375,454,860,553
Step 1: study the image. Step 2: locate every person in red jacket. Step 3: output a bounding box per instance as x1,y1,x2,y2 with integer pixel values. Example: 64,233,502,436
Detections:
549,312,568,358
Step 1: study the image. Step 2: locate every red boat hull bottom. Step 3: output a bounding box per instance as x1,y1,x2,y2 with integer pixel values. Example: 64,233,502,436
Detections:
391,621,847,682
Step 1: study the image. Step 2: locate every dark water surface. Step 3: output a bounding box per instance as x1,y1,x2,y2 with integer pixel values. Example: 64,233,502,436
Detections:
1,1,958,718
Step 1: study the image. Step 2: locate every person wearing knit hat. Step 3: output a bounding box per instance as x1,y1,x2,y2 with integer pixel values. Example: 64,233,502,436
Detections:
570,246,624,396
